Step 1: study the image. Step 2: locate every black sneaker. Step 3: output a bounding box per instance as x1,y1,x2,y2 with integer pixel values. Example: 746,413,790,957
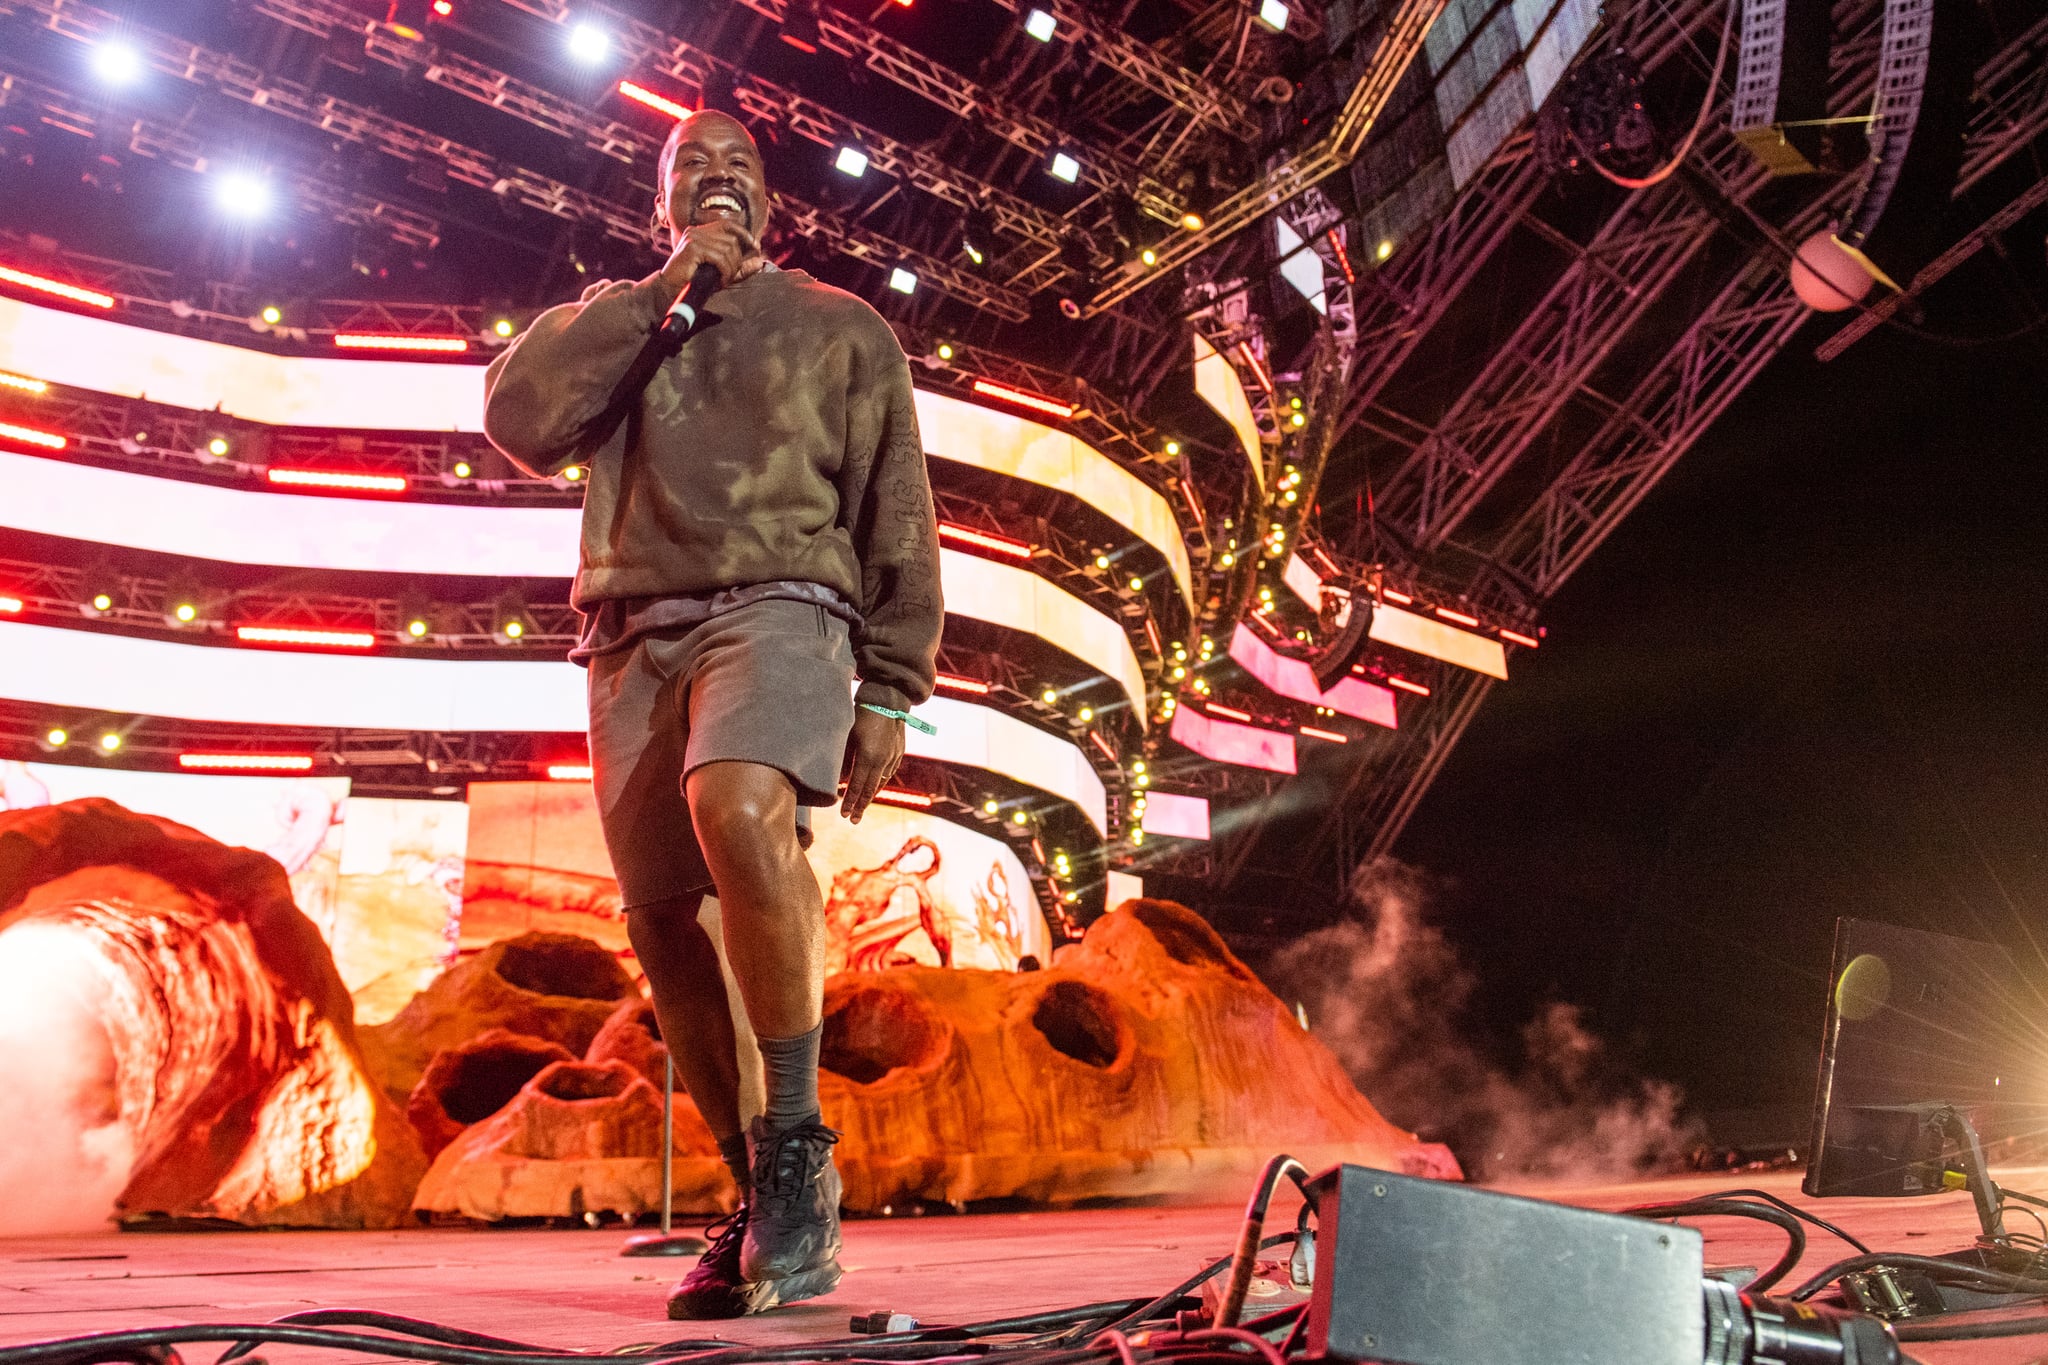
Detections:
666,1207,755,1320
739,1115,844,1306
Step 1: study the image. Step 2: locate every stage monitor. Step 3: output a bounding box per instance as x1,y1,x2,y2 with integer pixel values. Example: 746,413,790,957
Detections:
1804,916,2046,1200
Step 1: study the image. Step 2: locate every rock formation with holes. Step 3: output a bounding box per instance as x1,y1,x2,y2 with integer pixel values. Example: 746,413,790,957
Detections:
0,799,427,1230
357,931,642,1104
406,899,1455,1219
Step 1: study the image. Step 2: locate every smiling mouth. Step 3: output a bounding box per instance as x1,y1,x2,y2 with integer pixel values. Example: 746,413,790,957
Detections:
693,190,749,225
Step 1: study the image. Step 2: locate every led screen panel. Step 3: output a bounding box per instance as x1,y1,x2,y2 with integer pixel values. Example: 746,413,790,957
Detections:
1139,790,1211,841
1169,707,1297,774
1369,603,1508,680
0,298,1191,607
0,453,1144,715
462,782,1052,972
1192,334,1264,493
0,621,1106,831
919,391,1193,611
1229,623,1399,729
0,296,485,433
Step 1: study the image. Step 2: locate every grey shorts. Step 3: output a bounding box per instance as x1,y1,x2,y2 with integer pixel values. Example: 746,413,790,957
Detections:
587,597,857,908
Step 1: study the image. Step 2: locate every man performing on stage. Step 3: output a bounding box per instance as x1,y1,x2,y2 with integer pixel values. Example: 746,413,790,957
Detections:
482,109,942,1318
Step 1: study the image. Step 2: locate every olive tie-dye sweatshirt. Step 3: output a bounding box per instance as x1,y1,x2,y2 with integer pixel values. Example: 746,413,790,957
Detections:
481,267,942,714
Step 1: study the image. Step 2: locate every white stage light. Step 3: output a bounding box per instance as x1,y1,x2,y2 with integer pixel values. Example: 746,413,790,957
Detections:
1256,0,1289,31
92,41,143,85
212,171,274,219
888,267,918,295
834,146,869,177
567,21,610,62
1024,8,1056,40
1048,151,1080,184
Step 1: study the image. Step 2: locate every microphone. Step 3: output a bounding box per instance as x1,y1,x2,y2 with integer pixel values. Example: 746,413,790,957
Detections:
658,262,724,342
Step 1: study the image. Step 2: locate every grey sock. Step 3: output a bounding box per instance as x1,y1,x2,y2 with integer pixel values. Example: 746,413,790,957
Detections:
757,1024,823,1132
717,1131,751,1191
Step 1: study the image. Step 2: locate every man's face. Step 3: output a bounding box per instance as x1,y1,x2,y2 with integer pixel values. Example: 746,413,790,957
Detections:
660,113,769,248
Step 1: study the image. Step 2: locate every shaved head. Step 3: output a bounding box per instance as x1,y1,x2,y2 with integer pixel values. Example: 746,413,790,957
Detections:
658,111,760,201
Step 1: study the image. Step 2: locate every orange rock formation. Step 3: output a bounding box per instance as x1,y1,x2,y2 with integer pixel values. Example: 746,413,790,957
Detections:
0,799,426,1228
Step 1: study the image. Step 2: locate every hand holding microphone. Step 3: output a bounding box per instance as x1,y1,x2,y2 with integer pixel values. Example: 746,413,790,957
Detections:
657,218,762,342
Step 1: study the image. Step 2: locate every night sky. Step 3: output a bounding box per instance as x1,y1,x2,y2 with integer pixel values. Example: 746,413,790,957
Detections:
1391,255,2048,1133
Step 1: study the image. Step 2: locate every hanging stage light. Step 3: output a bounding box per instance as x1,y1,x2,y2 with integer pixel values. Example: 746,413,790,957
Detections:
779,0,822,53
958,206,997,270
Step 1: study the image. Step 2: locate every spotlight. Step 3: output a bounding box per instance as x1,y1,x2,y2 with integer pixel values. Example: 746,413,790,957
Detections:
779,0,822,52
1289,411,1306,427
1023,8,1056,40
1011,809,1029,825
958,207,996,270
1140,247,1157,266
568,21,610,62
163,573,203,628
1256,0,1289,30
888,267,918,295
492,318,514,338
452,460,473,478
260,304,282,325
834,146,869,177
91,41,143,85
1041,687,1059,705
212,170,274,218
935,341,956,361
88,592,113,615
492,587,532,644
1077,706,1094,722
207,435,230,457
1376,238,1394,261
982,798,1000,815
562,465,585,482
1165,439,1181,456
38,727,68,753
398,589,435,641
432,0,453,14
1048,151,1081,184
99,731,123,753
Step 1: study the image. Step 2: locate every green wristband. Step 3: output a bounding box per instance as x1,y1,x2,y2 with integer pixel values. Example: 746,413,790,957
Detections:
859,702,936,736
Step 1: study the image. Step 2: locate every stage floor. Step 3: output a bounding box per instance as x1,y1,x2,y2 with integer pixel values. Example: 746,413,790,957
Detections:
4,1168,2044,1365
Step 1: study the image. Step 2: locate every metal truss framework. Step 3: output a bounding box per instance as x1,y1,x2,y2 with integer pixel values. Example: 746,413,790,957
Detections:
1187,0,2048,890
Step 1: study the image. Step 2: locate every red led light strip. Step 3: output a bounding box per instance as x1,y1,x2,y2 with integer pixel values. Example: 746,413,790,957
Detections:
0,264,115,309
1206,703,1252,722
0,420,67,451
333,333,471,353
1087,730,1117,762
938,523,1034,559
0,370,48,395
934,673,991,695
1380,588,1414,605
1434,606,1480,627
179,754,316,772
1385,674,1431,697
970,378,1075,420
1300,724,1347,743
1235,341,1274,397
1500,628,1540,649
268,469,409,493
0,595,22,613
236,625,378,650
873,788,934,808
618,80,691,119
547,763,594,781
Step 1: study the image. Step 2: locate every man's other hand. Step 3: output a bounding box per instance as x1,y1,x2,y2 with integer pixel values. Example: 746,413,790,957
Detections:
660,220,764,294
840,708,905,824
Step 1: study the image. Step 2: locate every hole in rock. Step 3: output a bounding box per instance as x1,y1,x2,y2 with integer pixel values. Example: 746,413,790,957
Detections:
1128,901,1233,970
492,938,629,1000
438,1044,565,1124
821,987,947,1084
1031,981,1124,1068
535,1062,633,1102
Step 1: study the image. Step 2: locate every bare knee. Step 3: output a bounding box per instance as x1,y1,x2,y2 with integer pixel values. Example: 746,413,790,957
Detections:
686,763,800,885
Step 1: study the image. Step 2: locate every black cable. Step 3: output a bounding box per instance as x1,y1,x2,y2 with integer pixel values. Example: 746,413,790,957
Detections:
1214,1156,1312,1329
1093,1233,1299,1341
1893,1312,2048,1342
1680,1187,1874,1255
1999,1185,2048,1212
213,1311,613,1362
1622,1198,1807,1294
1788,1252,2048,1303
0,1327,735,1365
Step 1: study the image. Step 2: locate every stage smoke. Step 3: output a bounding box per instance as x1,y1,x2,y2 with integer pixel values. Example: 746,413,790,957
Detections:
1269,858,1700,1182
0,921,135,1232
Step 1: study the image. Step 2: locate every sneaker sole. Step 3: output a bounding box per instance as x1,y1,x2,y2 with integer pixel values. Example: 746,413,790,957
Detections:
737,1259,844,1312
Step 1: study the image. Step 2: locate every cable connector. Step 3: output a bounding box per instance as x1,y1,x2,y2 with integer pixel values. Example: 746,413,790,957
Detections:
848,1312,920,1335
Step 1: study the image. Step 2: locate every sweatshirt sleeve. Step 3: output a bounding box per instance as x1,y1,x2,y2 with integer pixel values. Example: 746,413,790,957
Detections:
843,330,943,715
481,275,673,477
